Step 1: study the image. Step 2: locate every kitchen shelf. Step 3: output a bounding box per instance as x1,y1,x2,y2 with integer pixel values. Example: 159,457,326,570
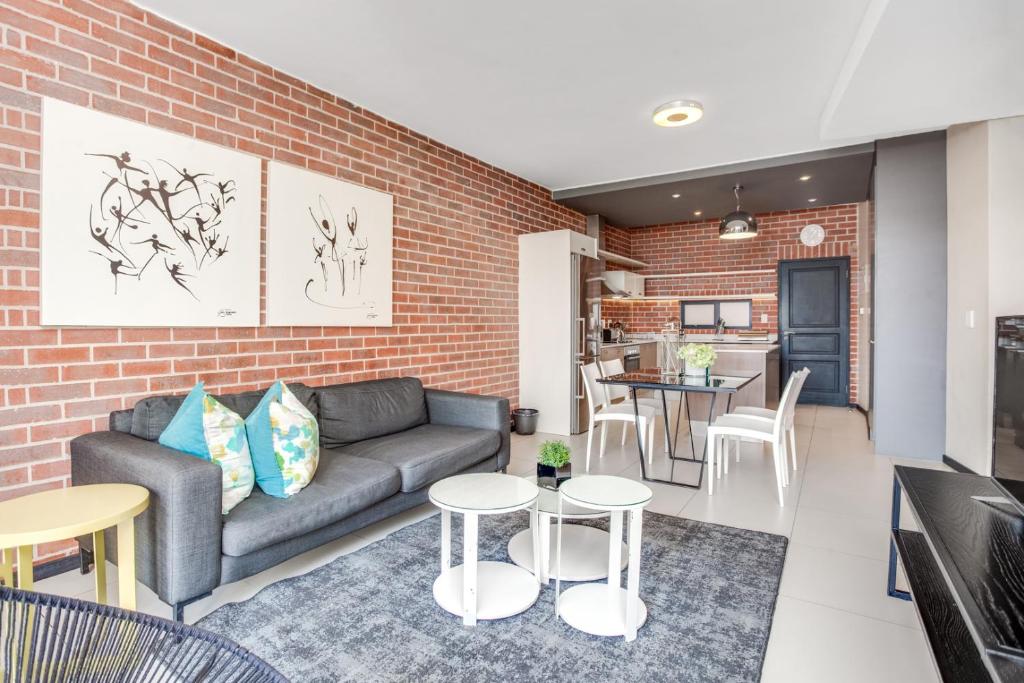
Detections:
602,293,775,302
644,268,775,280
599,249,649,269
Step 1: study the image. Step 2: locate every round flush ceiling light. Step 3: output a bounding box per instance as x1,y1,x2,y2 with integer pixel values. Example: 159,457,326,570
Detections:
652,100,704,127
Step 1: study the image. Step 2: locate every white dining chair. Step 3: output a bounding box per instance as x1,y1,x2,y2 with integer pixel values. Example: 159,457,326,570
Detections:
706,367,804,506
599,358,680,456
727,367,810,473
580,362,656,472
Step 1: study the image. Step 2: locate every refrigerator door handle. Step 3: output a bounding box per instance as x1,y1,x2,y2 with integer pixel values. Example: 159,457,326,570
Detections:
574,359,585,400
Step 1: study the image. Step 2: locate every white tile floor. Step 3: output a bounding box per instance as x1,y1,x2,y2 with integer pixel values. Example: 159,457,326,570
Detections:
31,405,942,681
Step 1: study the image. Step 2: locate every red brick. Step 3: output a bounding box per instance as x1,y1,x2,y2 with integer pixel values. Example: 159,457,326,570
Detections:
63,397,123,419
28,383,91,402
122,360,171,376
92,345,145,361
30,419,92,441
0,404,61,427
27,346,90,364
0,367,58,385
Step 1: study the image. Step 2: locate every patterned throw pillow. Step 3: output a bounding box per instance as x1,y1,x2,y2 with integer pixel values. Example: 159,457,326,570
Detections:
268,383,320,497
202,394,255,514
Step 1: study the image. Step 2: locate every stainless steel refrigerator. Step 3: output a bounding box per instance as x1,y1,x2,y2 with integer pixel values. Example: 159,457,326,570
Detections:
572,248,603,433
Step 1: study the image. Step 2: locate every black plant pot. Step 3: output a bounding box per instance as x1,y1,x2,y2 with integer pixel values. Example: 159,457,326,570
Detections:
537,462,571,490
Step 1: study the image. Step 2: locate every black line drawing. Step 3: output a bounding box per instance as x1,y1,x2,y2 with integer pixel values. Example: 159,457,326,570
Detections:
304,194,373,312
85,148,240,302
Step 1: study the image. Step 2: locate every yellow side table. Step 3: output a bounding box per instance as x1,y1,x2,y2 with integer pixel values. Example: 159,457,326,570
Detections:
0,484,149,609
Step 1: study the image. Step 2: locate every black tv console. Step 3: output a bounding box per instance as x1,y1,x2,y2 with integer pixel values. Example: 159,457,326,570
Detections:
890,466,1024,682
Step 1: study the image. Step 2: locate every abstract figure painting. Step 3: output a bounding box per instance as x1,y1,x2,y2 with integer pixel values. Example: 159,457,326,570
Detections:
266,161,393,326
40,98,260,326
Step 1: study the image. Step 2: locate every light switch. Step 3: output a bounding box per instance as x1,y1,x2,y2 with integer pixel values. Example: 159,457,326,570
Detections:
966,310,975,329
760,314,768,323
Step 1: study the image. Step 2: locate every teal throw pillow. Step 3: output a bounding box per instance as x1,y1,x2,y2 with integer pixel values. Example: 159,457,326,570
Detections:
157,382,209,458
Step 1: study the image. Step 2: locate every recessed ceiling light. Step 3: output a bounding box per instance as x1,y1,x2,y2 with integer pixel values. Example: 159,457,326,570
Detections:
652,100,704,127
694,210,702,216
799,175,812,182
671,193,681,199
808,198,817,203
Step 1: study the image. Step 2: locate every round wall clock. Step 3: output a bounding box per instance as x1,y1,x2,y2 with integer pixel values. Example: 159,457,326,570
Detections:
800,223,825,247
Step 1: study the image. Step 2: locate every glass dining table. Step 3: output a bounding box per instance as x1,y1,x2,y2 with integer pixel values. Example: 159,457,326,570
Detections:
597,369,761,489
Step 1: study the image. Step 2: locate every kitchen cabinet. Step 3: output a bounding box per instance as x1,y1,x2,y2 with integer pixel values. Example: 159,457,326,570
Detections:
684,345,781,424
640,343,657,368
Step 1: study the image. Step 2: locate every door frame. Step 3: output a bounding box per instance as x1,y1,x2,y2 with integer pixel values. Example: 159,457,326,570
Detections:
776,256,852,406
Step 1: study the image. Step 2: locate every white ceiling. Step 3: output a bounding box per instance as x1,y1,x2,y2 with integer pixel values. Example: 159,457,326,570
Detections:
135,0,1022,191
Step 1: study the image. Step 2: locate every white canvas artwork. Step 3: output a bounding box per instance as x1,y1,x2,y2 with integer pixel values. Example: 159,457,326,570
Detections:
266,161,393,326
40,97,261,327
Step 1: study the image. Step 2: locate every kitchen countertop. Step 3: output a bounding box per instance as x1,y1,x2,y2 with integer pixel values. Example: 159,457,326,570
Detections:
600,340,658,348
708,343,779,353
602,339,778,353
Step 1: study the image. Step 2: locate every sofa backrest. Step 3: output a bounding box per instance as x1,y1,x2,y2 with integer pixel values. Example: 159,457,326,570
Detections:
317,377,428,448
111,383,318,441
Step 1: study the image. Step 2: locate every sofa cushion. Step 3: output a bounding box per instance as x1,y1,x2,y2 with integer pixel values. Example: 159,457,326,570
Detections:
221,451,400,557
130,383,316,442
318,377,428,448
335,424,499,493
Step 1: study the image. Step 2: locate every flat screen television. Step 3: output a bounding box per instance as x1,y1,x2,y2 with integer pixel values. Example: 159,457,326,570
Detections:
993,315,1024,506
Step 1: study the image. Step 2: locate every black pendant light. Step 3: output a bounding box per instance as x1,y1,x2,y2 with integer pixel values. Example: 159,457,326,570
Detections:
719,184,758,240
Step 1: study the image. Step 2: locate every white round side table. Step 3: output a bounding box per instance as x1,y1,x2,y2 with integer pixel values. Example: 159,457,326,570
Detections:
554,475,653,642
428,473,540,626
507,476,627,583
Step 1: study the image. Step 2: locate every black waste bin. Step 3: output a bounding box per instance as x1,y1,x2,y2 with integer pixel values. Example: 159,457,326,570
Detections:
512,408,538,435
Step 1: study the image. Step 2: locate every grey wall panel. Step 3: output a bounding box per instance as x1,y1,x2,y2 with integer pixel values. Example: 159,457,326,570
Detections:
873,132,947,459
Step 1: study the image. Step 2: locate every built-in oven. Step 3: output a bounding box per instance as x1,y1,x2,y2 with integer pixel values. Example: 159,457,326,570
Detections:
623,345,641,372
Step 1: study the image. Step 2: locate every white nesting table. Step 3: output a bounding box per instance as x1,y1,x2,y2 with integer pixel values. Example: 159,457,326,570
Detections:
429,473,540,626
555,475,653,642
507,476,627,583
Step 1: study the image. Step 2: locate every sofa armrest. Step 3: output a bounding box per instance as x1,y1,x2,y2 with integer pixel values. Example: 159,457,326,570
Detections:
425,389,510,470
70,431,222,606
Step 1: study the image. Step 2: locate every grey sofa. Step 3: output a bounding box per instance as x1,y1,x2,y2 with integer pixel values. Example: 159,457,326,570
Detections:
70,377,509,621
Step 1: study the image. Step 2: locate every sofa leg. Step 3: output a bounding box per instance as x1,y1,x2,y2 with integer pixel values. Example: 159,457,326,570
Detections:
172,592,212,623
79,545,94,575
500,466,508,473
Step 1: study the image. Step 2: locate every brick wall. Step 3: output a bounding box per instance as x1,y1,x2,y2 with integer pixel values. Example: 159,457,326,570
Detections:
602,204,861,401
0,0,586,563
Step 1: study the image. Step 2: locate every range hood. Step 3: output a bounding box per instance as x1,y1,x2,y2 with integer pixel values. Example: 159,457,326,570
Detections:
602,271,645,298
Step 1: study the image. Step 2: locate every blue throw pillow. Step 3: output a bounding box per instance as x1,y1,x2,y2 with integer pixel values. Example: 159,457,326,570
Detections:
244,381,285,497
157,382,209,459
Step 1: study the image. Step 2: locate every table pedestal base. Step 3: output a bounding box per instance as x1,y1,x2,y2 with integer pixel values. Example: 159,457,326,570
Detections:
433,561,539,621
558,583,648,637
508,524,626,582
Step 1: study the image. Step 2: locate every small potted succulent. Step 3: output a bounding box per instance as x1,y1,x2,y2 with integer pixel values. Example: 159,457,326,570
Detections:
678,343,717,379
537,439,572,490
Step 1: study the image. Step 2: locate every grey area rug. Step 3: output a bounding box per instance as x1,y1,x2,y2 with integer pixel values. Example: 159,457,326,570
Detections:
198,511,787,682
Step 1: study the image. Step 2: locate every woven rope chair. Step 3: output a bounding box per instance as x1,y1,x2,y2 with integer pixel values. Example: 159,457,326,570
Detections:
0,586,286,682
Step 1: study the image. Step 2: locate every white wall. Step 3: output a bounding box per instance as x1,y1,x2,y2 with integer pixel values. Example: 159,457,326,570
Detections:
945,116,1024,474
